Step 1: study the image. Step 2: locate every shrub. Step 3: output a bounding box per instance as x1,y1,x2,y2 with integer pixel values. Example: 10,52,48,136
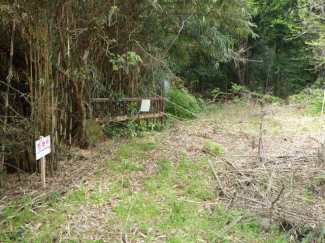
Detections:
166,89,201,118
230,83,283,103
289,87,324,116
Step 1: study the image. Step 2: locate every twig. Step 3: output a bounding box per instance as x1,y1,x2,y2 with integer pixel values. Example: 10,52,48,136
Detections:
207,159,226,195
122,193,138,241
271,184,284,209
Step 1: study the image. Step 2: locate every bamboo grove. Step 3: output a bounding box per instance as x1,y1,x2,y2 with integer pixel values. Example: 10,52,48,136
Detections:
0,0,255,179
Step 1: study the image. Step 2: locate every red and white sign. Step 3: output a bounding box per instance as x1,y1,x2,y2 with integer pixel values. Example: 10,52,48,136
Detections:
35,135,51,160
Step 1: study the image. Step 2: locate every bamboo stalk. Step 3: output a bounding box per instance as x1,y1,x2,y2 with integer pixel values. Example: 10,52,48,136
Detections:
1,16,16,187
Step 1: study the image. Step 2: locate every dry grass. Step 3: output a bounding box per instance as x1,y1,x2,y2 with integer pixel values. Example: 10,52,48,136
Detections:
1,100,324,242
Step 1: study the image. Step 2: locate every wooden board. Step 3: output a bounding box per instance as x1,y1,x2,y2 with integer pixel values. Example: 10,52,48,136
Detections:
92,97,164,102
95,112,165,124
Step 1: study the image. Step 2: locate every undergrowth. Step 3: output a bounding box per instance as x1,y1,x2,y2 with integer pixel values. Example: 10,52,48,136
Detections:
231,83,283,103
166,89,201,119
103,119,167,138
289,87,324,116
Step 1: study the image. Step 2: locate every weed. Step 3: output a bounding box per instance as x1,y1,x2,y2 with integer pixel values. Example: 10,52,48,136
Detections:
94,166,101,177
137,141,156,151
118,140,156,160
272,128,281,136
213,124,218,133
186,181,214,201
305,190,317,201
204,141,222,155
65,188,87,204
86,120,103,145
103,124,125,138
103,119,166,138
169,201,186,224
126,121,138,137
314,173,325,186
177,157,188,177
157,157,171,177
138,120,148,133
89,187,111,205
50,190,61,205
123,162,145,172
99,147,106,154
121,178,131,188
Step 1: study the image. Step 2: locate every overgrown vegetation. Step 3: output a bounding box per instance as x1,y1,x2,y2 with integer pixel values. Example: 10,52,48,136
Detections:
166,89,201,119
0,0,254,174
230,83,284,103
103,119,167,139
289,86,325,116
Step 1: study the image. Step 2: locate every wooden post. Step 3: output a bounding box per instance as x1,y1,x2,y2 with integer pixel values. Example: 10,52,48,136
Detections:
40,136,46,186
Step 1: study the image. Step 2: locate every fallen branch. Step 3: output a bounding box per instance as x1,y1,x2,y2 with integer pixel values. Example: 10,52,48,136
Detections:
207,159,226,196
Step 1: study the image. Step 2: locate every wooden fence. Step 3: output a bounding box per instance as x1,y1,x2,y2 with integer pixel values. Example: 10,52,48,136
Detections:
91,97,165,124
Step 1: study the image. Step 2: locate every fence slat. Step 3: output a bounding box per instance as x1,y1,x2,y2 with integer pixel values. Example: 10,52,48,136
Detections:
92,97,164,102
91,97,165,123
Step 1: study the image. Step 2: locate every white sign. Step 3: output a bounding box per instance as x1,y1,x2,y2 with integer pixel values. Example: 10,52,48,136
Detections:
35,135,51,160
140,99,151,112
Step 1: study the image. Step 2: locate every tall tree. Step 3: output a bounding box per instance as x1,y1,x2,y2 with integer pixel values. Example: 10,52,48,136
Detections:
298,0,325,74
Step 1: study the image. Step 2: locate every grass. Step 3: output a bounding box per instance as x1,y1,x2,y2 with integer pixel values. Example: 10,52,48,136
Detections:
0,145,286,242
1,111,292,242
1,195,67,242
204,140,223,155
106,154,286,242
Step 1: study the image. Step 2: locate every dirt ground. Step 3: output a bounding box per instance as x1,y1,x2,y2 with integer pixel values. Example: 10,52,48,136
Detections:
1,101,325,240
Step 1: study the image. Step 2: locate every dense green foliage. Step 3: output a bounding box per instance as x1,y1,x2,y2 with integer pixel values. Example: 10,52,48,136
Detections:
177,0,318,98
298,0,325,73
166,89,201,119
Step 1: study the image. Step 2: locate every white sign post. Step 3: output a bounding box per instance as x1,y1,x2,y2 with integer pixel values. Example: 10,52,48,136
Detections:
35,135,51,186
140,99,151,112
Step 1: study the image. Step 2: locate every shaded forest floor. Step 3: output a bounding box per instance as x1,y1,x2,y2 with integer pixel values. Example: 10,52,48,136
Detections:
1,101,325,242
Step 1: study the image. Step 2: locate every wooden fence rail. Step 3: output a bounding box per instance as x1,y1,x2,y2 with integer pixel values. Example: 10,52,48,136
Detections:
91,97,165,124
